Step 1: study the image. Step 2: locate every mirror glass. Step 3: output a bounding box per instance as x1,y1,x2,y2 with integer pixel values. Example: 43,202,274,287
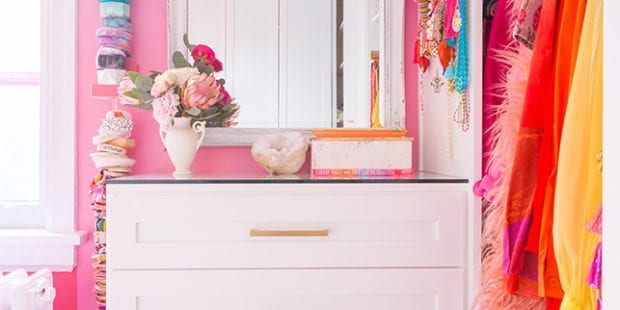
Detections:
169,0,404,133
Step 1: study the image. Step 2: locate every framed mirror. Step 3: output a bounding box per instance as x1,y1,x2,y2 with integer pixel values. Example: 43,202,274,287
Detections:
168,0,405,145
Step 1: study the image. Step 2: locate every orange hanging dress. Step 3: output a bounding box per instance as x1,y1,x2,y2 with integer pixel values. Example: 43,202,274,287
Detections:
503,0,561,298
553,0,603,307
534,0,588,301
504,0,588,303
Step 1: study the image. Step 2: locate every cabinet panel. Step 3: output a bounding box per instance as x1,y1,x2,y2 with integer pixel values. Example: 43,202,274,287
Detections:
107,183,467,270
108,268,464,310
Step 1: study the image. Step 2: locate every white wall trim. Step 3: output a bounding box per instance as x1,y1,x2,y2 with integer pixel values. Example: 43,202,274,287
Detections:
41,0,77,234
0,229,86,272
0,0,84,272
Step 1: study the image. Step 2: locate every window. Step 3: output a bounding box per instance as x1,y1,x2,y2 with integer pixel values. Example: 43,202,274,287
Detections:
0,0,84,272
0,0,43,228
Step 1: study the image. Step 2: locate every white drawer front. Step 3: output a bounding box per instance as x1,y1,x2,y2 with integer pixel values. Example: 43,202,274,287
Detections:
108,268,464,310
107,183,467,269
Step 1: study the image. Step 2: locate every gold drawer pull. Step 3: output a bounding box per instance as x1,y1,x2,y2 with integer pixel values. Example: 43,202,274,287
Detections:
249,229,329,237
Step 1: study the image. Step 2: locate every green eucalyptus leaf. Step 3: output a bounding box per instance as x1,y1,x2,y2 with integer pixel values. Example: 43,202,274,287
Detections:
195,60,214,75
149,71,162,79
127,71,141,83
203,113,220,120
221,104,234,112
184,107,201,116
172,51,192,68
135,75,154,92
183,33,196,51
125,88,154,102
217,78,226,86
204,106,219,115
130,102,154,110
219,109,235,119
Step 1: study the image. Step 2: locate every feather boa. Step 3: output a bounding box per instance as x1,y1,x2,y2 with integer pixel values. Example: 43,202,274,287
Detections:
474,45,545,309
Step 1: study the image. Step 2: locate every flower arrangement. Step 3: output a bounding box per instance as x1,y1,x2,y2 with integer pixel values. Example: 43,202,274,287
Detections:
117,35,239,128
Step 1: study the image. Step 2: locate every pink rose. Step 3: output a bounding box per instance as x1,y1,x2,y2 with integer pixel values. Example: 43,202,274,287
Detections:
150,77,171,97
151,89,180,127
182,72,221,109
218,86,233,105
191,44,223,72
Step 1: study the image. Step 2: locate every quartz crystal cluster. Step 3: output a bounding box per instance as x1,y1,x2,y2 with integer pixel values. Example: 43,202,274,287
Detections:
251,132,309,175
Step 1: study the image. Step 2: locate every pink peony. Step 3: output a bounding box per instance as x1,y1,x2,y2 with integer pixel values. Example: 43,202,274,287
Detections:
182,72,221,109
151,89,180,127
117,76,143,105
211,58,223,72
191,44,223,72
218,86,233,105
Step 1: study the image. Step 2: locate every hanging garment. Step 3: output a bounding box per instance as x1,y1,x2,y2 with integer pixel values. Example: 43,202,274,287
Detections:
503,0,588,300
474,44,545,310
535,0,588,301
479,0,515,195
503,0,561,298
553,0,603,308
370,58,382,128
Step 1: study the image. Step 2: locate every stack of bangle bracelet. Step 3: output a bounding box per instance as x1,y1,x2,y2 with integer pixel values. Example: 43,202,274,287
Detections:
96,0,132,84
88,109,136,309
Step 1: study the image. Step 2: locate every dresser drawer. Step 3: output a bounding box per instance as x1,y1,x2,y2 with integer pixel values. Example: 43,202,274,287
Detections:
108,268,464,310
107,183,467,269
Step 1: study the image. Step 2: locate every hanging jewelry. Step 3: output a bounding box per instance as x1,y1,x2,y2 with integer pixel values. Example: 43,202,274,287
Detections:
453,89,470,132
445,79,455,160
451,2,462,32
431,69,444,93
453,0,469,131
419,72,426,114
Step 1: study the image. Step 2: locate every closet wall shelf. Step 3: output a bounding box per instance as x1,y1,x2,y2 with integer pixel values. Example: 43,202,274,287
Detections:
91,84,118,101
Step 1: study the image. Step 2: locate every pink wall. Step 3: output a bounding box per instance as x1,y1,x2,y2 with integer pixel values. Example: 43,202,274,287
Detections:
52,1,419,308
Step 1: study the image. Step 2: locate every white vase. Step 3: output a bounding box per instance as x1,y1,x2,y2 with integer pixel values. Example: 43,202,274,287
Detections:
160,117,206,178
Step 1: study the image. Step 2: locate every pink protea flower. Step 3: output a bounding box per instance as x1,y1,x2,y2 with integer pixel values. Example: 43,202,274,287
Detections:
182,72,221,109
117,76,143,105
151,89,180,127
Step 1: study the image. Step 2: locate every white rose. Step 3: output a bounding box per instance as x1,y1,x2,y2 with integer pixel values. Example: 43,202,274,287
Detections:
164,67,199,86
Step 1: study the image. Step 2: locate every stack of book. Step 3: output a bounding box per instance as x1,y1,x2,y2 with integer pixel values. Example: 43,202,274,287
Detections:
310,129,413,177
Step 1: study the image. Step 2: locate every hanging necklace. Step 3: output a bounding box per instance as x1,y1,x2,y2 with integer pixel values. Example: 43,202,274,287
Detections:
453,0,469,131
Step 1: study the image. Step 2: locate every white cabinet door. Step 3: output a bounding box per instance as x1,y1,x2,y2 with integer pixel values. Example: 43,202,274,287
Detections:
108,269,464,310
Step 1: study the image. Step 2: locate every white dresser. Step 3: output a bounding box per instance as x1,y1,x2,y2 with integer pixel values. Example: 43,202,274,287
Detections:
106,173,476,309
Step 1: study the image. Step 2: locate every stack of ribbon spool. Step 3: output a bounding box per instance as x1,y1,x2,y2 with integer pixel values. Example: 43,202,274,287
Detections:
96,0,132,85
88,110,136,309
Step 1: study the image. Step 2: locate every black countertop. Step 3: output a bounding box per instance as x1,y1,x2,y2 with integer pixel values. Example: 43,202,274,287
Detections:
107,171,468,184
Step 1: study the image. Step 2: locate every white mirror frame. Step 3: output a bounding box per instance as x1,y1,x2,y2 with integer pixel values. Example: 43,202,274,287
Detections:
168,0,405,146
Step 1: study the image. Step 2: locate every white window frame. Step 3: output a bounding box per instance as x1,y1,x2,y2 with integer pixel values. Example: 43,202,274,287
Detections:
0,0,85,272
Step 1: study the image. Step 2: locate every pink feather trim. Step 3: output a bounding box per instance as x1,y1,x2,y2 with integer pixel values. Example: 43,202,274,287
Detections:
474,45,545,309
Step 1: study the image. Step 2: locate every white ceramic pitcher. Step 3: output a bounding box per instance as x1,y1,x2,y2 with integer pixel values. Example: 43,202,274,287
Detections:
160,117,207,178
